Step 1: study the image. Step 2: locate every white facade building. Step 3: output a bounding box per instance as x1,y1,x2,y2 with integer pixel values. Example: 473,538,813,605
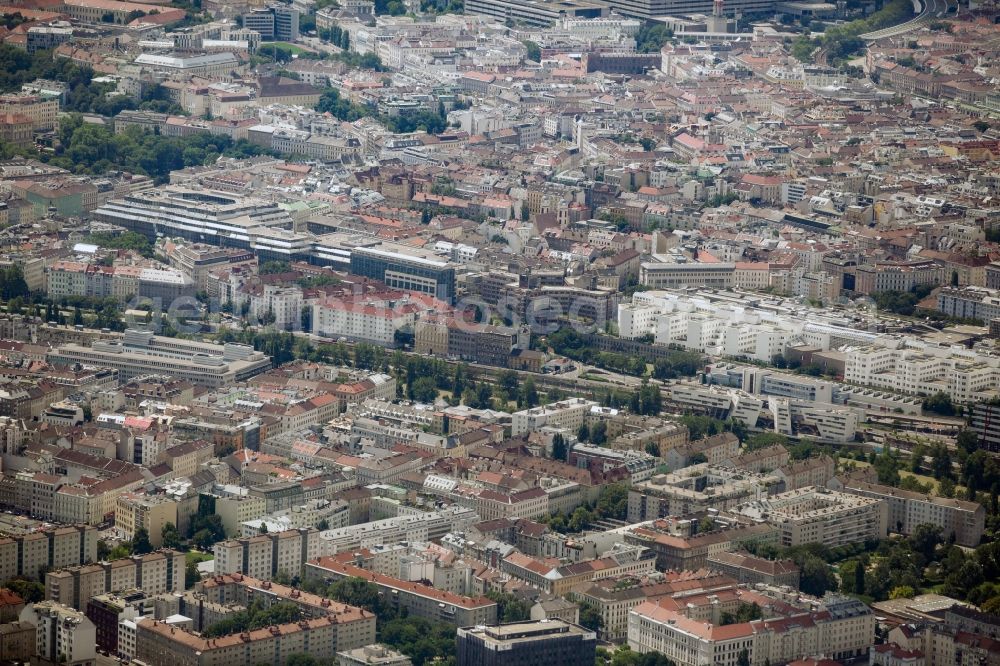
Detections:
21,601,97,666
844,341,1000,403
312,298,418,346
511,398,598,438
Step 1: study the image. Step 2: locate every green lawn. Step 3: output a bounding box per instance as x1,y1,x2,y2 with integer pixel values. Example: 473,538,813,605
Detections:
263,42,310,55
186,550,214,566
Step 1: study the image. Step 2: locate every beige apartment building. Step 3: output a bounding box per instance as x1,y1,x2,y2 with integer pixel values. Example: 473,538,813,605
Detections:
0,526,98,584
213,528,327,581
135,607,375,666
306,558,497,627
629,593,874,666
115,493,178,548
837,479,985,547
0,94,57,132
215,495,267,536
46,550,184,610
736,486,888,548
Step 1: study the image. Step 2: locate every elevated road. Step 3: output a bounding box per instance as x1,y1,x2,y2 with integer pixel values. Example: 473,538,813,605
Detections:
860,0,952,40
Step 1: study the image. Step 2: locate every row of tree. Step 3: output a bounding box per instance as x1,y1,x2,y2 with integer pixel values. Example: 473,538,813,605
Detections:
43,115,274,183
545,327,703,381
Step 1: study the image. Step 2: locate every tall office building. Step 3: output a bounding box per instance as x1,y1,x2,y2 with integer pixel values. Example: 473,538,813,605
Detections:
968,400,1000,453
456,620,597,666
349,243,457,304
244,5,299,41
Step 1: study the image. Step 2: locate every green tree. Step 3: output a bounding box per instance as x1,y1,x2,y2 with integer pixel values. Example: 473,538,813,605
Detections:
522,40,541,62
791,35,816,62
315,88,371,121
327,577,388,619
486,591,531,622
379,616,457,666
161,522,182,549
203,600,302,637
131,527,153,555
552,433,567,461
944,559,984,599
636,23,673,52
595,482,629,521
285,655,317,666
910,523,943,562
192,529,215,550
0,265,29,299
922,392,955,416
410,376,438,403
185,560,200,588
259,260,291,275
579,601,603,632
497,370,519,403
521,377,539,408
795,553,836,597
930,443,954,481
4,578,44,602
744,432,788,451
956,429,979,454
591,421,608,445
568,506,593,532
890,585,916,599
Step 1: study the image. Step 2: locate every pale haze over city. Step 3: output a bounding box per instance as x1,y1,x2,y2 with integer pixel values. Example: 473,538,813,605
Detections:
0,0,996,664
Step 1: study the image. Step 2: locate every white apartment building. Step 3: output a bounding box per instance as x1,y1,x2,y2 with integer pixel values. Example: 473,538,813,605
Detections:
21,601,97,666
557,15,642,38
619,290,883,356
247,284,303,330
240,499,350,536
734,262,771,291
312,298,418,347
618,291,798,363
844,341,1000,402
317,508,478,555
627,465,773,522
476,487,549,522
735,486,888,548
511,398,599,438
46,261,192,301
118,616,144,661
